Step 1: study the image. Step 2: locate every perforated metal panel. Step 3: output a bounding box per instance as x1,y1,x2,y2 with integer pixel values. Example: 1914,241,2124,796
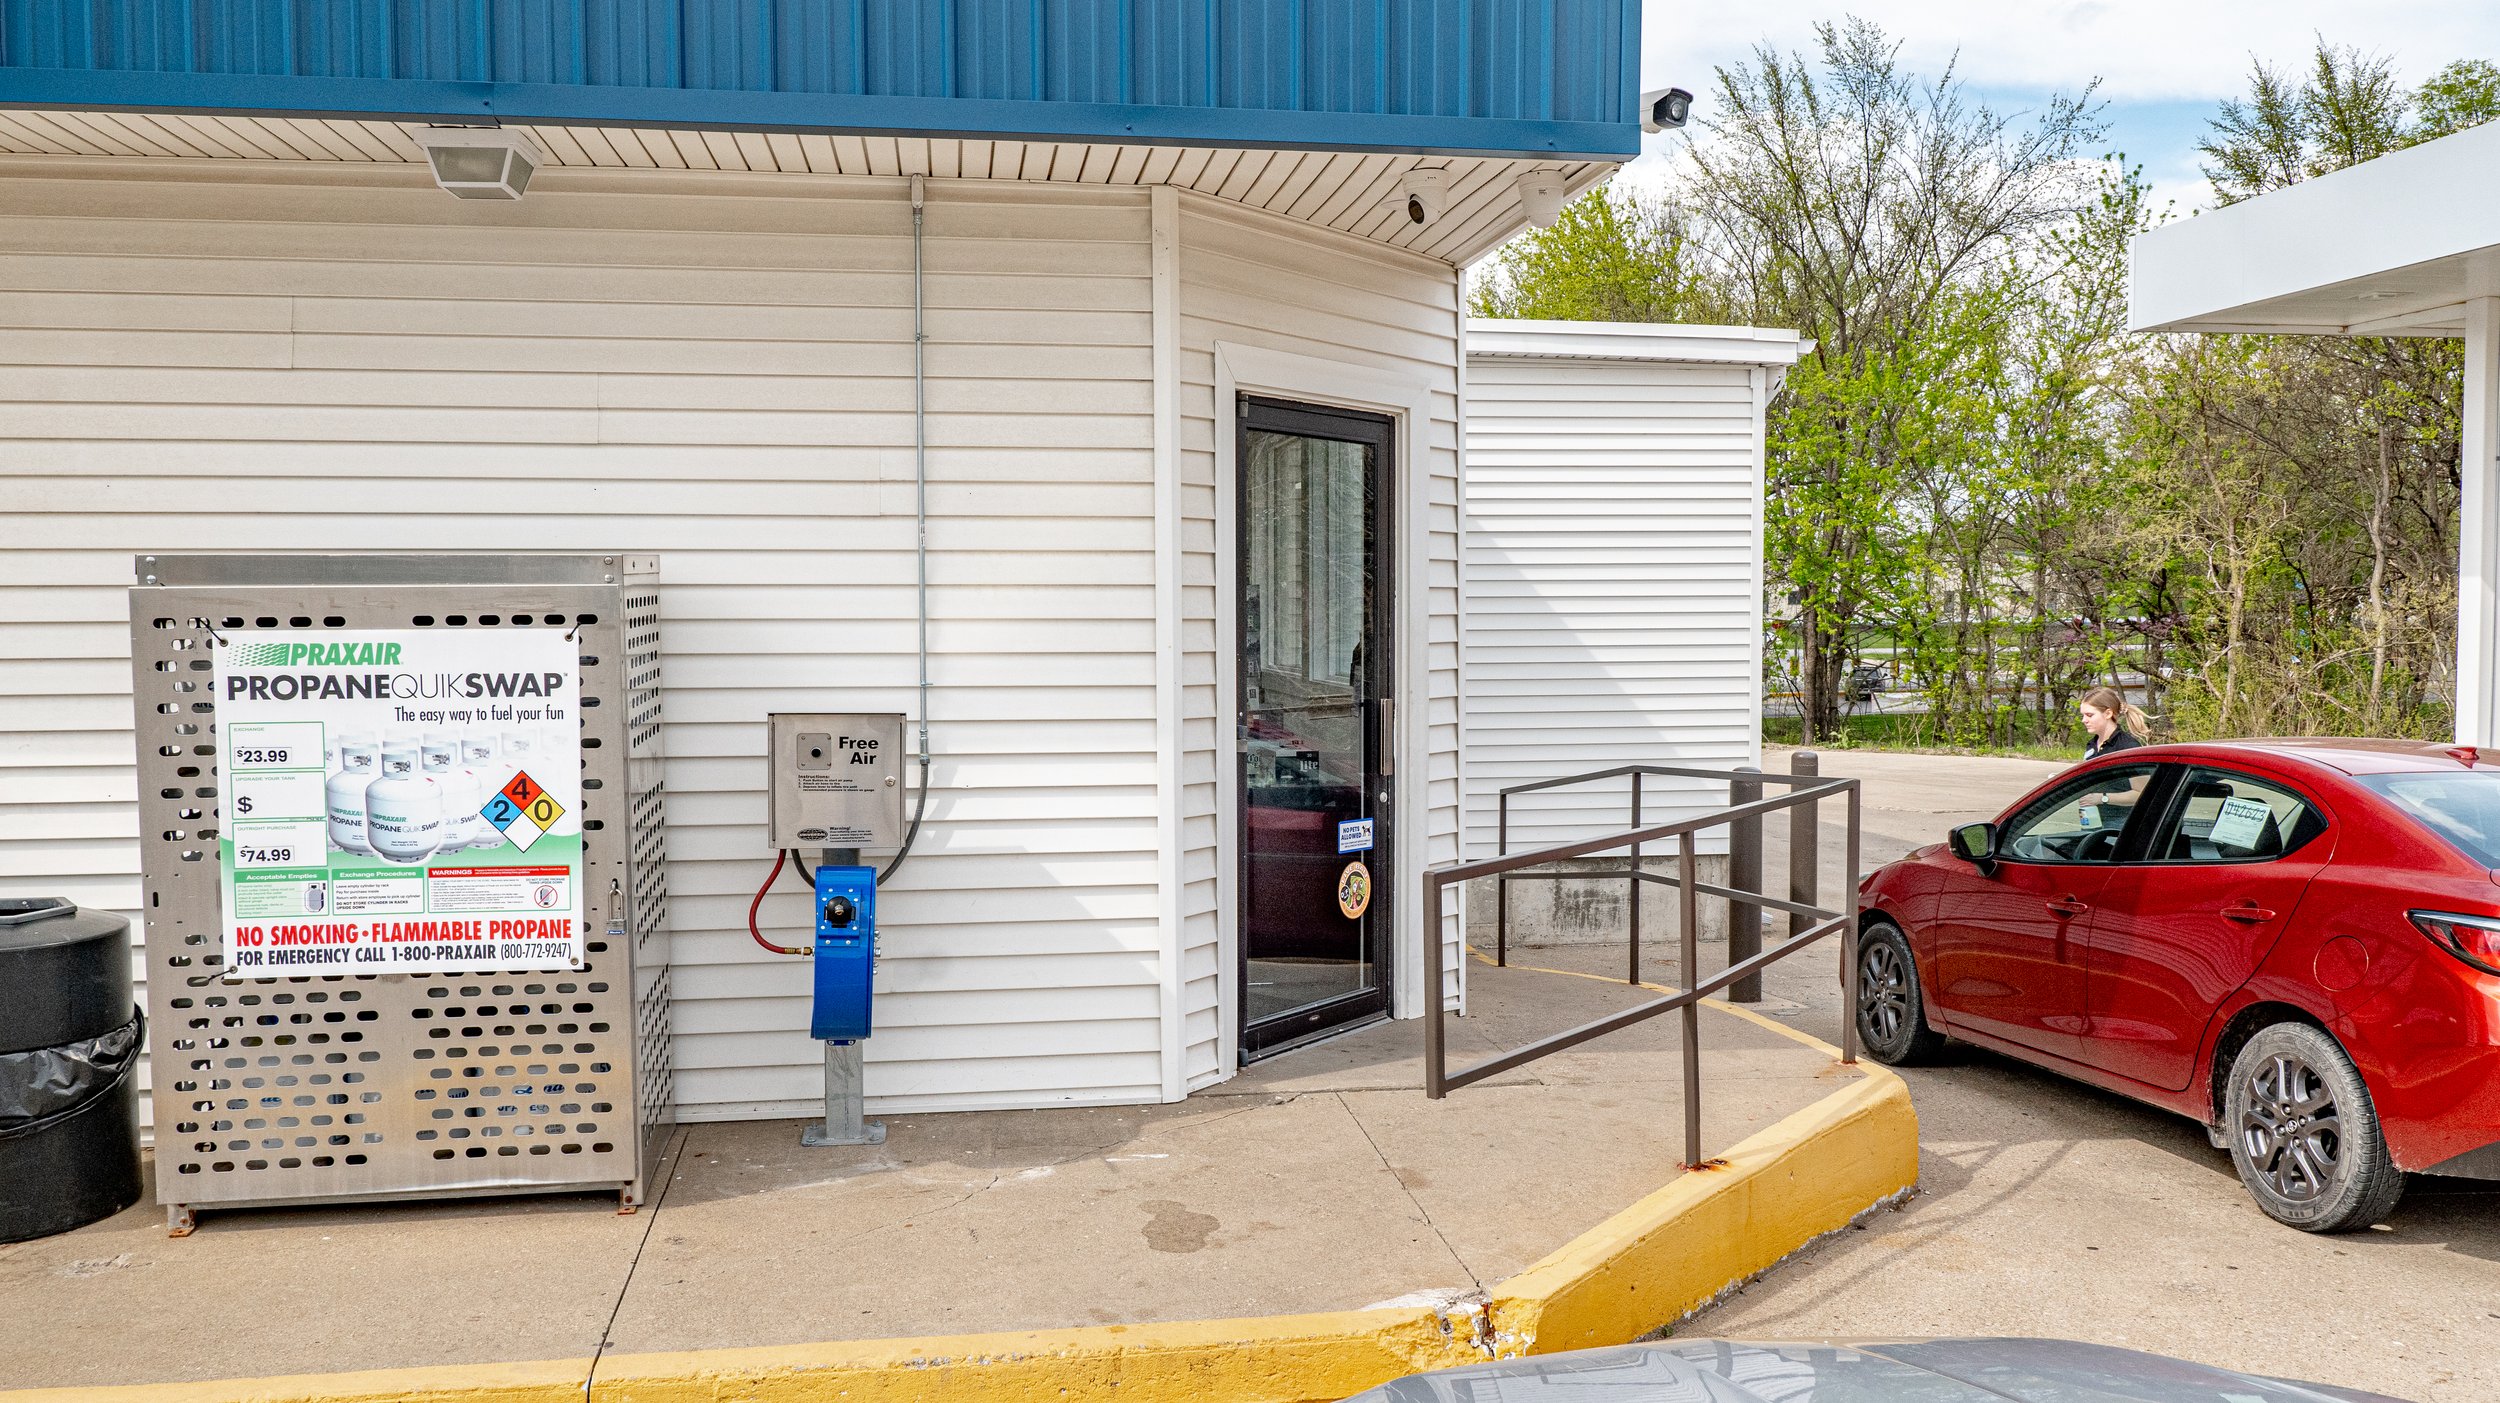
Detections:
129,554,672,1223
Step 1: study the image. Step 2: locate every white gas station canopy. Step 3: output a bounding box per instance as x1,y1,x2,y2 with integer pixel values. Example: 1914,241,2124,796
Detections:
2129,119,2500,337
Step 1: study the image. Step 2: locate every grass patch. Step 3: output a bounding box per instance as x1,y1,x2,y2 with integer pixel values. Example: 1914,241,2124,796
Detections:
1763,712,2082,762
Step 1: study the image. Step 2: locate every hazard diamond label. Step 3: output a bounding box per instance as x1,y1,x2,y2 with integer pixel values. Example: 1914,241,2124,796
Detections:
483,769,566,853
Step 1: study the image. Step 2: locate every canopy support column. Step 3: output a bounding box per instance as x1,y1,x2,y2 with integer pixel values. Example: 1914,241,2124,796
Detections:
2459,298,2500,746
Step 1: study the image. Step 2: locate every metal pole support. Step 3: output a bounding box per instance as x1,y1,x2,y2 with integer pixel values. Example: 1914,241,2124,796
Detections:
1728,766,1763,1002
1840,782,1863,1066
1425,875,1447,1098
803,846,886,1148
1678,839,1702,1169
803,1041,886,1146
1496,792,1510,967
1787,750,1819,944
1626,775,1643,986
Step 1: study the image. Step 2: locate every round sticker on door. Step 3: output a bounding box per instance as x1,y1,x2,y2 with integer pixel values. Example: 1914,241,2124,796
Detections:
1336,860,1373,920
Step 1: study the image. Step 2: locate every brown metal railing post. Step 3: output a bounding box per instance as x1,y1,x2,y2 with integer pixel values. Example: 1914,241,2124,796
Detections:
1425,873,1447,1097
1787,749,1819,942
1728,766,1763,1002
1626,776,1643,986
1496,792,1510,967
1678,837,1702,1168
1841,781,1863,1065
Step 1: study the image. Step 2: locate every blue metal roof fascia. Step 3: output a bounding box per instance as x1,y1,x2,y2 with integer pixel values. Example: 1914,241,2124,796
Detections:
0,69,1637,160
0,1,1642,161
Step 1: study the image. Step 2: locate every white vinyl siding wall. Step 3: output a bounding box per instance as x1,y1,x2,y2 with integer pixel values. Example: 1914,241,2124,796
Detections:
1461,328,1792,858
0,158,1482,1122
0,163,1167,1120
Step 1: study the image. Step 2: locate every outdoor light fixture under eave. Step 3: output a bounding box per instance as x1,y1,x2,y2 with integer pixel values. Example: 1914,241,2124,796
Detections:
420,128,542,200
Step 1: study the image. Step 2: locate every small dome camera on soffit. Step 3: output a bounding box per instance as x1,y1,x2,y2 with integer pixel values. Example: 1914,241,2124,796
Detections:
1398,169,1447,226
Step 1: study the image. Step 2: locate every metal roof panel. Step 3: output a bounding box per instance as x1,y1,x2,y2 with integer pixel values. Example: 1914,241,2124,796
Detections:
0,1,1641,160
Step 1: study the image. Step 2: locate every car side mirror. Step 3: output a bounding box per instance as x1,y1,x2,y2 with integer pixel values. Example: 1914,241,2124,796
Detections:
1949,822,1999,874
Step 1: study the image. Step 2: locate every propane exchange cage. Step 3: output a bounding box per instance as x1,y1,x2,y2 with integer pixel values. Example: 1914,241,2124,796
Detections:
129,554,673,1234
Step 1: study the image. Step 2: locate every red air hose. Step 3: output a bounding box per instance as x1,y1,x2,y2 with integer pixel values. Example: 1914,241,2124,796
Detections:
747,850,808,956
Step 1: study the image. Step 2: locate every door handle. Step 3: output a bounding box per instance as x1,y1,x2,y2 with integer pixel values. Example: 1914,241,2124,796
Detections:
2220,901,2277,923
1377,696,1393,778
2044,896,2090,918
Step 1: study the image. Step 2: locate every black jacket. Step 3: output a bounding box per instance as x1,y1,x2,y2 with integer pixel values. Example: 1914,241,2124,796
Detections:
2084,728,2144,761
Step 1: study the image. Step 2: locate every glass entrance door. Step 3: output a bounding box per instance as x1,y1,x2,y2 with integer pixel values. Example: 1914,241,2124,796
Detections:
1237,396,1394,1060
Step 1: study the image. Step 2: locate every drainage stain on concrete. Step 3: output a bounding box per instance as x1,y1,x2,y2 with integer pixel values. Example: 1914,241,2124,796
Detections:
1140,1199,1219,1253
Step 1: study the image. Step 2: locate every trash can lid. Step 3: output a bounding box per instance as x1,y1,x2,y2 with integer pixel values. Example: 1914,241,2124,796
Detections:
0,899,127,953
0,897,77,927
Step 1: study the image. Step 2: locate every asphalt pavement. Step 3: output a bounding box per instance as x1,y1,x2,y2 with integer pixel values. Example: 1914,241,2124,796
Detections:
1529,745,2499,1403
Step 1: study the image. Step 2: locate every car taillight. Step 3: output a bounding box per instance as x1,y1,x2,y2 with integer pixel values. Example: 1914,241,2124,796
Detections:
2408,910,2500,977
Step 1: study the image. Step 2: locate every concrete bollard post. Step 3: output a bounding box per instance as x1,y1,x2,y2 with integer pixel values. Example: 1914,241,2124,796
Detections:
1788,750,1819,944
1728,766,1763,1001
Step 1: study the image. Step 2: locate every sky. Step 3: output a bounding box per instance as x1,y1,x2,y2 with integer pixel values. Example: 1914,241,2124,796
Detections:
1633,0,2500,212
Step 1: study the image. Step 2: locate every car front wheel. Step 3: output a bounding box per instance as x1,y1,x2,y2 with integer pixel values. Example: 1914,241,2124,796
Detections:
1854,919,1945,1065
2222,1023,2406,1232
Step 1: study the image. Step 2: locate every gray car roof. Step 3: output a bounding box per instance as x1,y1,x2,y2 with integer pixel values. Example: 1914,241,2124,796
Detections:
1342,1338,2409,1403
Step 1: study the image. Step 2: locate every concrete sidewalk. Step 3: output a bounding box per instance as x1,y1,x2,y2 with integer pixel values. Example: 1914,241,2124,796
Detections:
0,957,1873,1394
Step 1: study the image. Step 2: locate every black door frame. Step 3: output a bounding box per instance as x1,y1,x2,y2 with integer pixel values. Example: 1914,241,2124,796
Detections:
1235,393,1398,1062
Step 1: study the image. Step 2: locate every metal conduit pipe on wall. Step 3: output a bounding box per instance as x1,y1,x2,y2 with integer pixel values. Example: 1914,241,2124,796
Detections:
884,175,933,881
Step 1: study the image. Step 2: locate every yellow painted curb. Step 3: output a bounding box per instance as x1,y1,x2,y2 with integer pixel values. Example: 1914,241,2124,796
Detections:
1489,1069,1917,1354
9,961,1918,1403
0,1357,591,1403
594,1308,1485,1403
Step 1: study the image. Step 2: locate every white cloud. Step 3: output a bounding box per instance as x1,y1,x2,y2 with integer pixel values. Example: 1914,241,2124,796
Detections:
1643,0,2500,100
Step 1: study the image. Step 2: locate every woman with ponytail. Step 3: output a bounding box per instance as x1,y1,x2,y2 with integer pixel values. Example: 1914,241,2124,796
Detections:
2078,686,2150,759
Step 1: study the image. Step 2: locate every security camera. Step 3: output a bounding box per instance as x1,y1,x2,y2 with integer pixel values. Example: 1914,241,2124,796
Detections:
1398,169,1447,225
1641,86,1695,133
1515,171,1568,228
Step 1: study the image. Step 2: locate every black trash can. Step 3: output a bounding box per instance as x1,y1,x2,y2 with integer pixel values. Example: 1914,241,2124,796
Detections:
0,897,144,1243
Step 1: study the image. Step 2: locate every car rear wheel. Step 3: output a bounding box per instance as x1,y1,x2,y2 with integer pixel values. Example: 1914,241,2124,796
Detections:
2222,1023,2406,1232
1854,920,1945,1065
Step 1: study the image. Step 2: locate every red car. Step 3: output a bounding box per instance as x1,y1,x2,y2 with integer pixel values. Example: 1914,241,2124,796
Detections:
1856,739,2500,1231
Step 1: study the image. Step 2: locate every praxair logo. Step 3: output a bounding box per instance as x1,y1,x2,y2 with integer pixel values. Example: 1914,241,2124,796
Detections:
226,640,403,668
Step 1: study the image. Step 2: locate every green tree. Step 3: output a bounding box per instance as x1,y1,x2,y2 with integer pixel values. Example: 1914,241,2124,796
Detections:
2146,39,2485,739
2414,59,2500,138
2201,43,2410,204
1684,18,2105,741
1468,187,1725,323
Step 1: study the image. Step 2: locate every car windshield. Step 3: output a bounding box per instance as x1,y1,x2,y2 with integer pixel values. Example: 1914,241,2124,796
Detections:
2357,770,2500,868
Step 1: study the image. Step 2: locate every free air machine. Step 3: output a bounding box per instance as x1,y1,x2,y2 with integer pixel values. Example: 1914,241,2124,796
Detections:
749,713,923,1147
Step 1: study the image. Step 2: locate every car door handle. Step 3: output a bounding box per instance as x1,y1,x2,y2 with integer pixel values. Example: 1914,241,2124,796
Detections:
2220,901,2277,923
2045,896,2091,917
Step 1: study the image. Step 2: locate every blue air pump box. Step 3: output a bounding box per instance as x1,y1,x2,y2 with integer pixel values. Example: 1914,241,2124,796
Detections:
810,866,875,1042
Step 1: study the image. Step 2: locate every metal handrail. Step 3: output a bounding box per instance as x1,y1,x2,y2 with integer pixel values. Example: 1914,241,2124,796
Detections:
1495,762,1830,976
1426,756,1862,1170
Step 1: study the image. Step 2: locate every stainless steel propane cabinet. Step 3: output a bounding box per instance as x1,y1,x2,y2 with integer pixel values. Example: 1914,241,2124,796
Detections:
127,555,673,1234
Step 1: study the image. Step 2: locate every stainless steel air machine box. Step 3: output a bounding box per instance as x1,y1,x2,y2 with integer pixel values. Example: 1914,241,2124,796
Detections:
128,554,673,1233
767,712,905,850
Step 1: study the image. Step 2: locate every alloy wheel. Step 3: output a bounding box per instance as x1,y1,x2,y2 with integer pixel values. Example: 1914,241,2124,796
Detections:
2239,1053,2344,1203
1859,940,1909,1044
